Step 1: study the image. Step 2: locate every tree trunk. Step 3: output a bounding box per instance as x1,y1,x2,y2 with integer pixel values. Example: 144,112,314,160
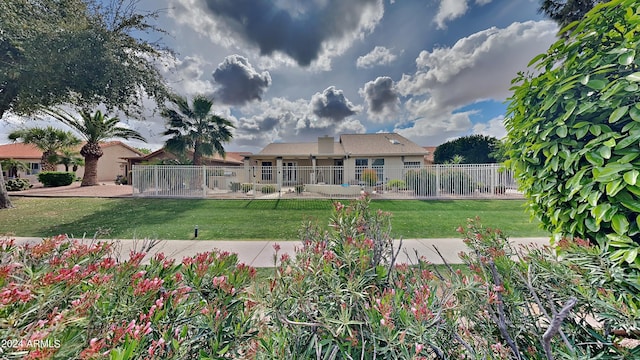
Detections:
41,151,57,172
0,164,14,209
81,155,100,186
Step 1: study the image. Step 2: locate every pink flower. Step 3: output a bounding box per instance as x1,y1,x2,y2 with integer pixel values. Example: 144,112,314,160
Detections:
415,343,425,354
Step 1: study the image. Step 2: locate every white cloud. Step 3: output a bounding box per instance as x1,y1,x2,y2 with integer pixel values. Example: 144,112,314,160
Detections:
473,115,507,139
434,0,468,29
394,20,557,145
356,46,398,68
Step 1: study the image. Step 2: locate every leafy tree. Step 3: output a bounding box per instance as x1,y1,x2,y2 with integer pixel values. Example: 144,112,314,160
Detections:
8,126,81,171
57,149,85,173
46,109,146,186
0,0,170,208
505,0,640,269
433,135,500,164
538,0,605,30
162,95,235,166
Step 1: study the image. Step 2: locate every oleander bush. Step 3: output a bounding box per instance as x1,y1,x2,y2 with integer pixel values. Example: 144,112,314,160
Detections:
5,178,32,191
0,196,636,359
37,172,75,187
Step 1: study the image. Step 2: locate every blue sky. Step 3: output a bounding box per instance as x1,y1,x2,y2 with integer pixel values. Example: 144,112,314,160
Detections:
1,0,559,152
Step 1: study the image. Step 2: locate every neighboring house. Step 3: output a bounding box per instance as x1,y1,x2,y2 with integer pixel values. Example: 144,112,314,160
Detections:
0,143,45,179
0,141,144,182
125,148,249,168
423,146,437,165
246,133,427,187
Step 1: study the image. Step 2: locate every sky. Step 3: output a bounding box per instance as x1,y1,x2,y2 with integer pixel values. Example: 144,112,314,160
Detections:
1,0,560,153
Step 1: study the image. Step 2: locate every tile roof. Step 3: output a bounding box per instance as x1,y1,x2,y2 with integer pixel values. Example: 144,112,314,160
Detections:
128,148,247,165
0,141,144,160
0,143,44,159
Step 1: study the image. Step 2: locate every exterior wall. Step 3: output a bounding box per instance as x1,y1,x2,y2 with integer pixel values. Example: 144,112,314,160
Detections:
0,157,44,179
99,146,142,181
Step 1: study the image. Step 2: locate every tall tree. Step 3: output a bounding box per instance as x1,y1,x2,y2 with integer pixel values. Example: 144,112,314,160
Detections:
538,0,605,29
162,95,235,166
46,109,146,186
0,0,171,208
8,127,81,171
433,135,500,164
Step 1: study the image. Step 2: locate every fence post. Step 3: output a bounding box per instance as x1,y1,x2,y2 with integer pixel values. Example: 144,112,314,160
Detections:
154,166,159,197
202,165,207,198
435,165,441,197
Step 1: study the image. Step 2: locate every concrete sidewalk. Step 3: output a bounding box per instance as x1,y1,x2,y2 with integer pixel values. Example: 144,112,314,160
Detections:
12,237,551,267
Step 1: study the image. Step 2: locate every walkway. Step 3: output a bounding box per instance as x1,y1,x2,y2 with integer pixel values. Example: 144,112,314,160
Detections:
11,237,551,267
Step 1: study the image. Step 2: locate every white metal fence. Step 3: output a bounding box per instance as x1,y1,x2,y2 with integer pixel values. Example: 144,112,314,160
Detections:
131,164,521,199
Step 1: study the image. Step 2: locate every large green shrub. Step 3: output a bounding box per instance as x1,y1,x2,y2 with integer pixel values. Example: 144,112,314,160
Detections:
37,171,75,187
405,168,437,196
505,0,640,269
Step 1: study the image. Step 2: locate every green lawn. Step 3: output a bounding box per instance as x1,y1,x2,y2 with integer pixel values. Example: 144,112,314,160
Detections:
1,197,548,240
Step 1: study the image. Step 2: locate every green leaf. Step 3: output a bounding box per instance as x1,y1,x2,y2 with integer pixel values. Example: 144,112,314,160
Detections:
585,217,599,232
619,50,636,65
631,106,640,122
626,72,640,81
586,79,607,90
606,179,624,196
593,164,633,182
624,170,639,185
556,125,568,138
598,145,611,159
612,214,630,235
585,151,604,166
609,105,629,123
620,197,640,212
625,248,638,264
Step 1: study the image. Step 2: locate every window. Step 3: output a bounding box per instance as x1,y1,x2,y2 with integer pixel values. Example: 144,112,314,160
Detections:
262,161,273,181
30,162,41,175
404,161,421,168
355,158,368,180
372,158,384,182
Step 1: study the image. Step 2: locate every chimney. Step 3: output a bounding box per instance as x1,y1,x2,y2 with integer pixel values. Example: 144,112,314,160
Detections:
318,135,334,154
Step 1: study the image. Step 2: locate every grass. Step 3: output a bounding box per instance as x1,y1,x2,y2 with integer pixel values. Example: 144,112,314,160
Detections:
1,197,548,240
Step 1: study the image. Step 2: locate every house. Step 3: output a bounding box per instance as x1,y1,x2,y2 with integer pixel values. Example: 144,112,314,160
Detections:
124,148,249,168
0,141,144,183
246,133,427,188
423,146,437,164
0,143,44,178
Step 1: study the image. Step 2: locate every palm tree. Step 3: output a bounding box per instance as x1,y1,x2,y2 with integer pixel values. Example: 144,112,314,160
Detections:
45,109,146,186
8,126,81,171
161,94,234,165
1,159,29,178
57,149,85,172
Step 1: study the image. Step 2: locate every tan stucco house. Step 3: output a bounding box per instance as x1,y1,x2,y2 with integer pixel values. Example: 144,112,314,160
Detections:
125,148,249,167
0,141,144,183
245,133,427,188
